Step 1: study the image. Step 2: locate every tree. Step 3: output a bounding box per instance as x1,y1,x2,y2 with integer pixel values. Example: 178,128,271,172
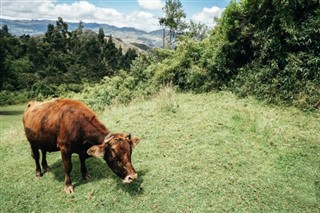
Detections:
44,17,70,52
159,17,166,47
44,23,54,43
159,0,187,48
27,37,44,68
1,25,9,34
104,35,121,71
56,17,69,39
122,48,138,70
77,20,84,35
186,20,209,41
79,36,105,80
68,20,85,55
98,27,105,44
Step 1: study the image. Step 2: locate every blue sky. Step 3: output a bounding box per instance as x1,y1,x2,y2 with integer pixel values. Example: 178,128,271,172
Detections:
55,0,229,14
1,0,229,31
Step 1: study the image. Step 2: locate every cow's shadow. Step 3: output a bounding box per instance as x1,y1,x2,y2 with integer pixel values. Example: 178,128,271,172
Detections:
48,156,146,195
0,110,23,115
49,157,117,186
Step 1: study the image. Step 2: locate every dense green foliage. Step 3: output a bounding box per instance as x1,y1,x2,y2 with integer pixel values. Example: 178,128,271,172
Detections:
225,0,320,108
0,17,138,105
154,0,320,109
1,0,319,110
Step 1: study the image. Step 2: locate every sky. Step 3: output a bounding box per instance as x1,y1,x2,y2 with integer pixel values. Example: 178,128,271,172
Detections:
1,0,230,32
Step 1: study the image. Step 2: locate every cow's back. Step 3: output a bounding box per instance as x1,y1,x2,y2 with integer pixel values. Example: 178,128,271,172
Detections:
23,99,101,151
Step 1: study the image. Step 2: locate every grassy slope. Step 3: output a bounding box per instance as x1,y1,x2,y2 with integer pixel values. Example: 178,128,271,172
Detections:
0,90,319,212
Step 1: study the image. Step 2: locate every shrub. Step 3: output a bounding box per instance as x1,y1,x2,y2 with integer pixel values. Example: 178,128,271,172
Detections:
0,90,29,105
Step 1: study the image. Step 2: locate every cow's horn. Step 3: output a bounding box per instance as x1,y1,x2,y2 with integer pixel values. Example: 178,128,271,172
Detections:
106,132,112,139
104,133,113,144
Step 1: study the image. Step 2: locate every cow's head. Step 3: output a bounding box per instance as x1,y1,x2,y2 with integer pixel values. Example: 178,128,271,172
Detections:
87,133,140,183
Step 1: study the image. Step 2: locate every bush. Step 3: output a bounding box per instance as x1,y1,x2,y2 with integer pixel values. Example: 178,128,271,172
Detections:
0,90,29,105
233,52,320,109
73,60,159,111
154,38,216,92
150,0,320,110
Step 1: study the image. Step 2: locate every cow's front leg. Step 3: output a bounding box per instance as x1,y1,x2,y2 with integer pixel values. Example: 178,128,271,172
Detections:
61,151,73,194
41,150,50,173
79,153,90,180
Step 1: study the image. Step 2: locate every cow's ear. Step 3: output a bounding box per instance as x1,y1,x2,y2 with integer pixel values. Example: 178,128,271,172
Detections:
87,145,105,157
131,136,140,148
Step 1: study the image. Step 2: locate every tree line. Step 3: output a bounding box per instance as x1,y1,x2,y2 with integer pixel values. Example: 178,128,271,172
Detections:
0,17,137,102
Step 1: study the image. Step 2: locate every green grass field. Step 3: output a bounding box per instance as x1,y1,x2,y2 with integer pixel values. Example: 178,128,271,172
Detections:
1,90,319,212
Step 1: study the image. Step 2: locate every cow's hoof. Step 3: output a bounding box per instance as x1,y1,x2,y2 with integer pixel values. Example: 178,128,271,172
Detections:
82,173,91,180
43,166,50,173
64,185,74,194
36,171,41,179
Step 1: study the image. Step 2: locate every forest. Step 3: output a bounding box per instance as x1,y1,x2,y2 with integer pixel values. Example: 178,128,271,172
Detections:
1,0,319,110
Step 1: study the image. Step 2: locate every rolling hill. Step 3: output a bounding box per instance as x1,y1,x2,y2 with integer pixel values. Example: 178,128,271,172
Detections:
1,19,163,48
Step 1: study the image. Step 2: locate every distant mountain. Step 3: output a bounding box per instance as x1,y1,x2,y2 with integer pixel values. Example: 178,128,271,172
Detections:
1,19,163,48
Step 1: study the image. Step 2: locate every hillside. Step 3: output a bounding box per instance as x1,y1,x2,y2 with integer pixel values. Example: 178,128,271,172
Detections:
0,90,319,212
1,19,163,48
105,36,149,54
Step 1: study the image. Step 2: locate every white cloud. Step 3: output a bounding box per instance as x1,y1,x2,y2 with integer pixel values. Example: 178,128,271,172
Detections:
1,0,161,32
137,0,164,10
191,6,224,27
123,11,159,30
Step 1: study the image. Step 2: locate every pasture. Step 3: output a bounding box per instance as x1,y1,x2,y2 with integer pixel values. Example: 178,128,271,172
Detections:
0,90,319,212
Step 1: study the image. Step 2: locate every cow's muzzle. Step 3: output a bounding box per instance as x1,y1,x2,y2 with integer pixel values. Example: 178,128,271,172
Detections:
123,173,138,184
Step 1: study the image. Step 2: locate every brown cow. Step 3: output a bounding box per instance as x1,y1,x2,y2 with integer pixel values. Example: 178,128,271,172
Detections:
23,98,140,194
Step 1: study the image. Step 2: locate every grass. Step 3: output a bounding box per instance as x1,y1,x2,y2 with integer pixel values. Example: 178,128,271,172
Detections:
0,89,320,212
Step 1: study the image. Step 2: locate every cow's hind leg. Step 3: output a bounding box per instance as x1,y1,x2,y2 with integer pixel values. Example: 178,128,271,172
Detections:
79,153,90,180
61,151,74,194
41,150,50,173
31,146,41,178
